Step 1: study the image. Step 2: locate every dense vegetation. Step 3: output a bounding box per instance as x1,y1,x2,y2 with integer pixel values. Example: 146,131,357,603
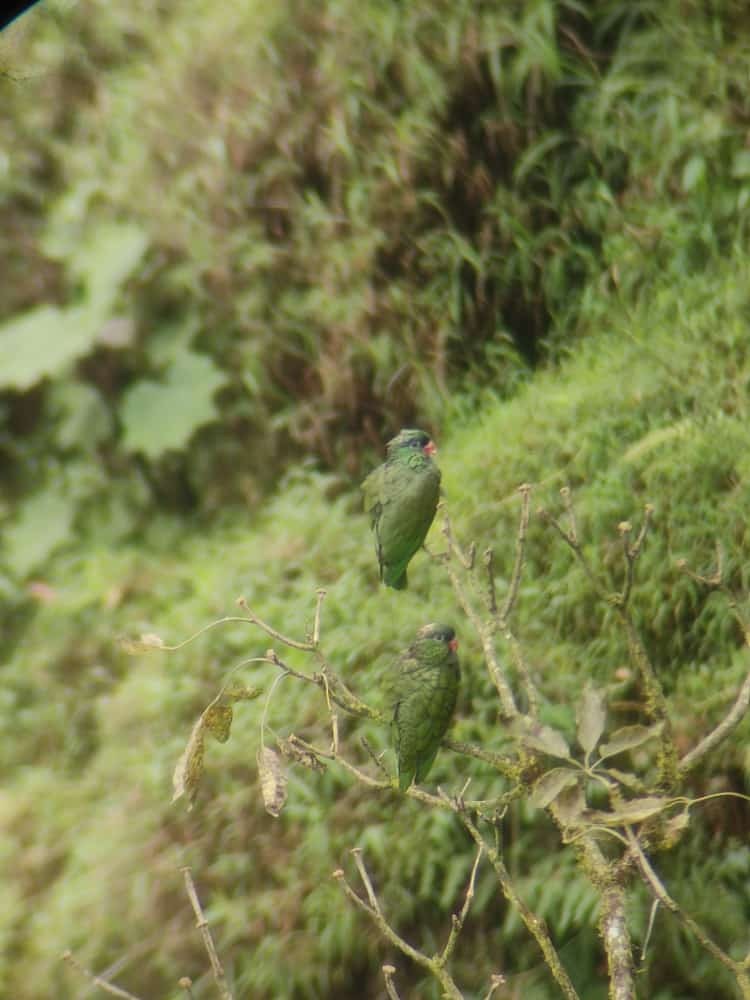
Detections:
2,1,750,997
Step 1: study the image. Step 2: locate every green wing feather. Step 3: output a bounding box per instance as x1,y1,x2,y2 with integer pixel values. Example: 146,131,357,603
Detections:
361,443,440,590
390,630,459,790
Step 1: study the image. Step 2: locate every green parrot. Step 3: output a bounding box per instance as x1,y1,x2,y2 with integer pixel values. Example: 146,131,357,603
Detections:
389,623,460,791
361,428,441,589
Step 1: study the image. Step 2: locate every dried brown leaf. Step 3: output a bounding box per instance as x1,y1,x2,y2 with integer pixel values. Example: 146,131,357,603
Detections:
172,716,206,809
258,746,288,818
203,704,233,743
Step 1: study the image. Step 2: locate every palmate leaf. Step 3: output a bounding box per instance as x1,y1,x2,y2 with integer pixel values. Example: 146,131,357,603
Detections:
530,767,581,809
576,685,606,756
587,796,669,827
119,351,227,458
598,722,663,761
520,721,571,760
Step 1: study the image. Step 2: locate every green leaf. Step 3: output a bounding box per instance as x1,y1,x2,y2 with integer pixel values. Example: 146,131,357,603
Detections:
602,767,647,793
2,487,77,578
0,222,148,392
530,768,581,809
521,722,571,760
68,222,149,308
682,155,706,192
550,783,586,828
588,796,668,826
576,685,606,756
0,305,98,391
598,723,663,760
119,351,226,458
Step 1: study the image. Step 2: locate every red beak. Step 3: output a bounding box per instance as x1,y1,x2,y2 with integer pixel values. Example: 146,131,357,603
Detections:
449,638,458,653
423,440,437,457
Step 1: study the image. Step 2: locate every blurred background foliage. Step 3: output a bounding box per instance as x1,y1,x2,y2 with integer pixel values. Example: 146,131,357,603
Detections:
1,0,750,997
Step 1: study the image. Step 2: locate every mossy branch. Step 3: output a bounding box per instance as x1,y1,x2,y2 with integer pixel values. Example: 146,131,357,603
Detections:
441,793,581,1000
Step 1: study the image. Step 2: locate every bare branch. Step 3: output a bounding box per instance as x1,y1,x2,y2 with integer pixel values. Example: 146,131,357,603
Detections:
618,504,653,608
439,843,484,966
442,795,580,1000
62,950,145,1000
482,974,508,1000
500,483,532,622
438,512,518,718
443,738,519,779
679,667,750,775
312,588,326,645
539,493,677,784
236,596,318,650
286,734,391,789
382,964,402,1000
181,867,234,1000
483,547,498,615
440,502,476,570
265,650,378,720
627,831,750,998
333,860,464,1000
351,848,383,915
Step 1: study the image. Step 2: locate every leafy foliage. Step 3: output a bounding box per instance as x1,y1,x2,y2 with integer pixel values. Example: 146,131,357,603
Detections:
2,1,750,998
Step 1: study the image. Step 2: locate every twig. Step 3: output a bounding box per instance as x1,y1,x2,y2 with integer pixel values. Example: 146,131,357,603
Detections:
442,738,519,779
333,857,464,1000
265,650,378,720
439,510,518,718
500,483,532,622
352,848,383,914
312,588,326,645
540,494,677,784
440,502,476,570
627,831,750,999
640,900,659,964
483,547,498,614
439,843,484,967
482,974,508,999
441,794,580,1000
382,964,402,999
236,597,317,651
617,505,653,608
679,667,750,775
361,736,390,779
181,867,234,1000
61,950,145,1000
287,735,391,789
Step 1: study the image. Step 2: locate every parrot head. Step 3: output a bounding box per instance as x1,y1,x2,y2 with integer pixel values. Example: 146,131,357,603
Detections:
386,428,437,459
